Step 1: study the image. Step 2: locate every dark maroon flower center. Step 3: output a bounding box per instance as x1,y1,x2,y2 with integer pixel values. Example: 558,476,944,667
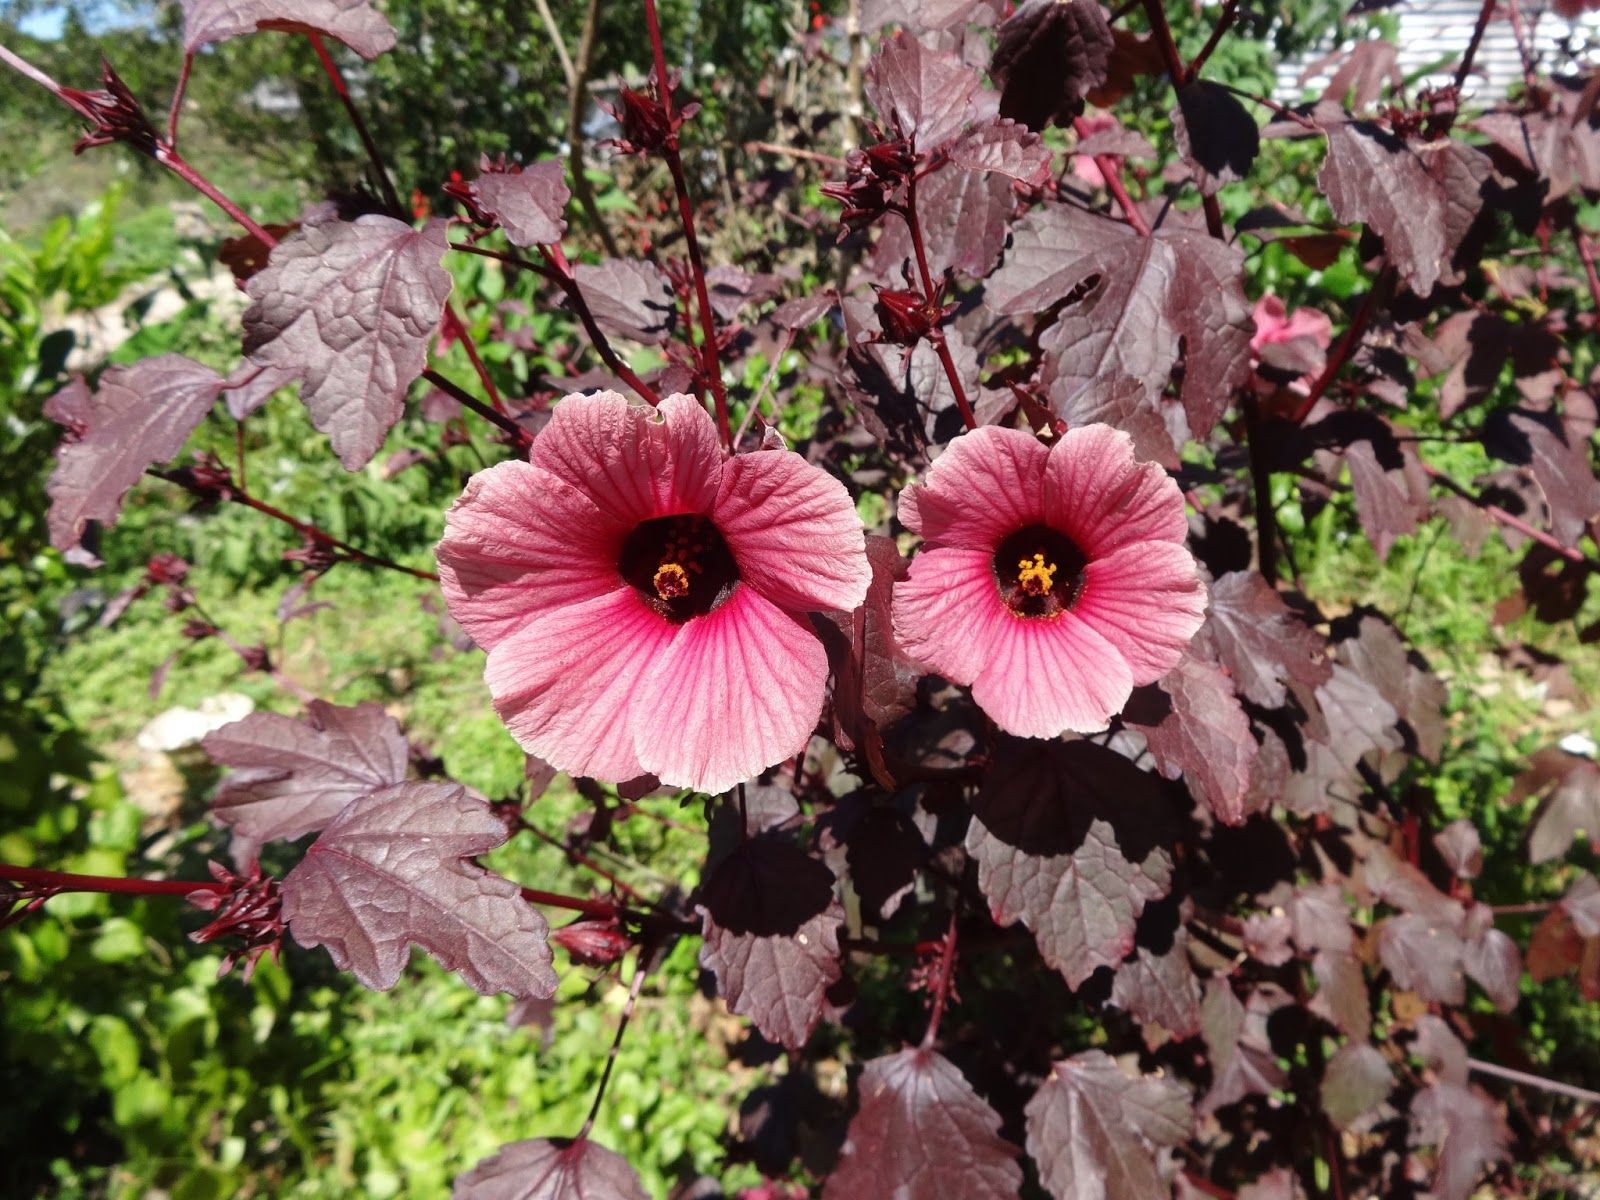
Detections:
993,524,1087,618
619,513,739,622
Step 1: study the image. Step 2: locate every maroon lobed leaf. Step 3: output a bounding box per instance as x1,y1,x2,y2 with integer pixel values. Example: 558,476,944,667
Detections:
182,0,396,57
1341,435,1430,561
1110,929,1203,1041
823,1048,1023,1200
1126,652,1259,826
697,835,844,1048
1561,873,1600,938
871,158,1016,279
1309,949,1371,1041
1321,1041,1392,1128
45,355,224,559
1409,1083,1510,1200
453,1136,648,1200
242,209,453,469
1025,1049,1192,1200
1506,410,1600,549
203,699,410,864
1517,745,1600,864
1174,81,1259,195
966,738,1174,989
466,158,569,247
1316,120,1490,296
864,32,986,153
990,0,1111,132
1195,571,1331,708
281,781,557,998
945,121,1054,187
572,258,676,345
1434,819,1483,880
987,203,1253,439
1200,978,1287,1112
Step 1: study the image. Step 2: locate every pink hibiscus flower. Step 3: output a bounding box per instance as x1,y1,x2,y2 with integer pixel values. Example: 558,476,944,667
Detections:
437,391,871,794
892,424,1205,738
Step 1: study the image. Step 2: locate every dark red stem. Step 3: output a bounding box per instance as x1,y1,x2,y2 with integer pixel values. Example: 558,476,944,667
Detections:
536,244,665,405
640,0,731,446
306,32,403,217
0,863,224,896
1424,465,1596,567
442,303,508,414
166,51,193,147
578,946,650,1140
920,911,960,1048
422,368,533,449
1290,266,1395,425
1187,0,1238,81
901,173,978,431
1454,0,1498,92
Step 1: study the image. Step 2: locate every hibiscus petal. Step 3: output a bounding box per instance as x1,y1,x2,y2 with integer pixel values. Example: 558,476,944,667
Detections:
898,426,1049,549
529,391,723,525
1043,424,1188,557
484,587,677,783
633,587,828,794
1074,541,1207,686
713,450,870,612
436,460,625,649
969,610,1134,738
891,546,1006,685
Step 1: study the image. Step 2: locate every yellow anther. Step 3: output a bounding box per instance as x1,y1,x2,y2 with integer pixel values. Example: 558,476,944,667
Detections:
653,562,691,599
1016,552,1058,597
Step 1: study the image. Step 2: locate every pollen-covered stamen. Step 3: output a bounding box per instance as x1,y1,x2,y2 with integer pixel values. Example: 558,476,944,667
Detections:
653,562,691,599
993,524,1087,618
619,513,739,622
1016,552,1058,597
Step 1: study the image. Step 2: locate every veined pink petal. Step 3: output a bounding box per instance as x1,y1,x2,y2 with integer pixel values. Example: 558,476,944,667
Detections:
1074,541,1207,685
898,426,1049,549
713,450,871,612
529,391,724,525
969,611,1135,738
633,586,828,793
436,460,624,649
1043,424,1188,557
484,587,677,783
891,546,1007,685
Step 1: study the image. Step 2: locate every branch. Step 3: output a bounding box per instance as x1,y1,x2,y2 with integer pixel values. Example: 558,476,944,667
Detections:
1424,463,1597,568
578,946,651,1140
538,245,665,404
422,367,533,448
901,172,978,431
920,910,960,1048
641,0,732,446
1290,265,1395,425
0,863,224,896
442,303,508,413
1469,1057,1600,1106
306,32,403,217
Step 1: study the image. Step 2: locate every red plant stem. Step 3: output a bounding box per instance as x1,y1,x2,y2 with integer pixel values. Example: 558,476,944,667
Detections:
1324,1123,1348,1200
1212,81,1319,131
1570,218,1600,321
442,303,507,413
1241,393,1281,582
536,245,665,405
0,863,224,896
1140,0,1190,86
451,241,560,282
1468,1057,1600,1106
151,468,442,581
166,51,194,148
900,174,978,432
1290,266,1395,425
1187,0,1238,81
1423,464,1594,567
516,818,652,906
744,139,848,167
641,0,731,447
1454,0,1498,91
306,32,404,217
422,368,533,448
920,911,960,1049
578,946,650,1141
1491,901,1554,915
1073,117,1151,236
518,886,625,919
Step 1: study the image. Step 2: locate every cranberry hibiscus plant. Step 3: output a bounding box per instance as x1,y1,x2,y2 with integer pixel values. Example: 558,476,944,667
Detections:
6,0,1600,1196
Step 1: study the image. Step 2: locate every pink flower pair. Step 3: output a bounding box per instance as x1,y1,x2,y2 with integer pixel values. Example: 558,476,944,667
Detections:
438,393,1204,794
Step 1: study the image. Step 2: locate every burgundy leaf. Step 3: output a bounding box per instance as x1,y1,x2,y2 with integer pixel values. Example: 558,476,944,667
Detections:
945,121,1054,187
988,203,1253,438
1313,664,1402,772
1288,883,1355,954
1461,925,1522,1013
861,0,990,32
467,158,569,247
990,0,1111,132
1200,979,1287,1112
1377,914,1467,1005
45,356,224,558
1309,949,1371,1041
1342,436,1429,561
1127,653,1259,826
871,162,1015,279
281,782,557,998
1049,375,1182,468
242,209,453,469
1409,1083,1510,1200
1335,614,1446,763
572,258,676,345
1174,81,1259,195
1316,121,1489,296
1025,1050,1191,1200
823,1048,1023,1200
1517,746,1600,864
864,33,984,153
1196,571,1331,708
203,699,410,863
453,1136,647,1200
966,739,1173,989
1236,1169,1305,1200
819,533,923,749
1434,819,1483,879
697,836,843,1048
1506,410,1600,549
1561,873,1600,938
839,804,925,921
182,0,395,57
1474,84,1600,201
1321,1042,1392,1128
1110,930,1203,1040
